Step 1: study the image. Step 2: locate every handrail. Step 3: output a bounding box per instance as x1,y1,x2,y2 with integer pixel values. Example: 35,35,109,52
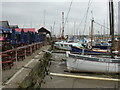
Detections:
0,42,43,54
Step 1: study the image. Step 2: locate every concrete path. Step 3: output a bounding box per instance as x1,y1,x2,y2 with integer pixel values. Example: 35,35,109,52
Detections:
2,45,50,88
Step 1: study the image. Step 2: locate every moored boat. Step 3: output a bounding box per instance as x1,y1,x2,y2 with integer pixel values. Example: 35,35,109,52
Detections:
66,51,120,73
71,45,109,54
66,0,120,74
54,41,82,51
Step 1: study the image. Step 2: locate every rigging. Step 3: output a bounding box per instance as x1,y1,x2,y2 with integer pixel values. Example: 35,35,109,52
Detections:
64,0,73,29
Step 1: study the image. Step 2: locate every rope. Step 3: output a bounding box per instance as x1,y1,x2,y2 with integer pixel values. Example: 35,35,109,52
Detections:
64,0,73,28
82,0,92,36
93,21,110,30
79,0,93,27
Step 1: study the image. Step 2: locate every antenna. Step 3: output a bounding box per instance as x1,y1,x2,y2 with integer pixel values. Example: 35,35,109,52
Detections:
74,22,76,35
30,16,32,28
51,26,53,36
91,10,94,20
53,21,55,35
43,10,46,27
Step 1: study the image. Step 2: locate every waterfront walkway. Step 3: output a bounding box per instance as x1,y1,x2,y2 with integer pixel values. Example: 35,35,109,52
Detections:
2,45,50,88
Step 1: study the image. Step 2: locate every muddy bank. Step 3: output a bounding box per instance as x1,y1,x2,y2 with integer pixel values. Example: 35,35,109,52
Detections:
41,53,119,88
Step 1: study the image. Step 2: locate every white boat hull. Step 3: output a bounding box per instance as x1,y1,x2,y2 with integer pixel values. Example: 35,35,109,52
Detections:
54,41,82,51
67,54,120,73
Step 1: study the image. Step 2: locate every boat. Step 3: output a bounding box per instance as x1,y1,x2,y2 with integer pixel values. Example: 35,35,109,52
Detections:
54,41,83,51
92,41,110,50
66,0,120,73
66,51,120,73
71,20,110,55
71,45,109,54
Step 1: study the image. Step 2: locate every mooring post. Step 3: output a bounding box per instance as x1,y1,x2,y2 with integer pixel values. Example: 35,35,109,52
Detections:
15,49,18,68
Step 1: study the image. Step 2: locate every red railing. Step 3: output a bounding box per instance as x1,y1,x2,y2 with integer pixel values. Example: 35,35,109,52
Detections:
1,42,48,70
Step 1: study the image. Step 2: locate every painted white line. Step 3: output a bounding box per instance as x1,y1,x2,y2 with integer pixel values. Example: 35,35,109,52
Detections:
39,52,42,55
35,59,40,62
50,73,120,82
35,55,39,58
4,59,35,85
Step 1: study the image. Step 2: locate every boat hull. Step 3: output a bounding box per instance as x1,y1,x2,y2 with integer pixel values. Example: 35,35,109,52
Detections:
67,54,119,73
54,45,71,51
71,46,107,54
92,45,109,50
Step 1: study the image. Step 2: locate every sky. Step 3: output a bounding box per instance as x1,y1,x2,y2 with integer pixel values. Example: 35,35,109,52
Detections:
0,0,119,36
118,2,120,35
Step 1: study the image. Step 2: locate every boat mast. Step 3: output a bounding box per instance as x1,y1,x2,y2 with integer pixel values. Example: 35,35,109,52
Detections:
90,19,94,48
61,12,65,39
109,0,115,58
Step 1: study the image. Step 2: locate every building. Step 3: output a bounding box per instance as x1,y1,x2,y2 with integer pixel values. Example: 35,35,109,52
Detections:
15,28,36,32
0,21,10,29
10,25,19,29
38,27,51,42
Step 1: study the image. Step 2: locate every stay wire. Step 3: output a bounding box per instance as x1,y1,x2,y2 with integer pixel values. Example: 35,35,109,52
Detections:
64,0,73,28
93,21,110,30
82,0,92,36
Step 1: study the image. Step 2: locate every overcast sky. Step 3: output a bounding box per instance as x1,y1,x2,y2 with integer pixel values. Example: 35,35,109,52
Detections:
0,0,119,36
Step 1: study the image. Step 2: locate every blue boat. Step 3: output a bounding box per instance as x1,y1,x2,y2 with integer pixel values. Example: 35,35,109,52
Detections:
71,45,108,54
92,42,110,50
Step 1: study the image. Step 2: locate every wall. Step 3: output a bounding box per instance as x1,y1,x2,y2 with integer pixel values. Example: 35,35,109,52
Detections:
19,52,52,89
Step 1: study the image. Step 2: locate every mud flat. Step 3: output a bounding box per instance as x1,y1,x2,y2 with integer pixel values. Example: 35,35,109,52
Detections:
41,53,119,88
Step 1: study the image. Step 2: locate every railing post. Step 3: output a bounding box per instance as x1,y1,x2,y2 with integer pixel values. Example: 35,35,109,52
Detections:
24,48,27,58
30,45,32,55
34,44,36,52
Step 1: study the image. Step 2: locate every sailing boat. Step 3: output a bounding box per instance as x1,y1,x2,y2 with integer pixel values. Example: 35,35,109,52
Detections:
71,19,110,55
66,0,120,73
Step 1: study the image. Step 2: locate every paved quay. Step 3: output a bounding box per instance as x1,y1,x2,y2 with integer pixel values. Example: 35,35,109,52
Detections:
2,45,51,88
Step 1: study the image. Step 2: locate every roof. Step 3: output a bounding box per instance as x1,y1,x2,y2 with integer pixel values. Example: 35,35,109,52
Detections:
0,21,10,29
38,27,51,34
10,25,19,29
15,28,36,32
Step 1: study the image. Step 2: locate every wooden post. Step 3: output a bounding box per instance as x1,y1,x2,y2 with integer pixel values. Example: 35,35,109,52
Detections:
109,0,115,58
61,12,64,39
90,19,94,48
30,45,32,55
24,48,26,58
119,40,120,55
